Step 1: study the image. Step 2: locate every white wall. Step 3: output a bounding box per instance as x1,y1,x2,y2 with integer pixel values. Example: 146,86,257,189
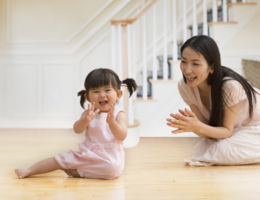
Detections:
0,0,143,128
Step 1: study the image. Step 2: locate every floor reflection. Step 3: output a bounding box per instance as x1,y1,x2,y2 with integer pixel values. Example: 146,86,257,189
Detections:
56,176,125,200
8,173,125,200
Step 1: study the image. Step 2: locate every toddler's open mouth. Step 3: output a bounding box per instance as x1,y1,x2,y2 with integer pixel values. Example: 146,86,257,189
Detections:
99,100,108,106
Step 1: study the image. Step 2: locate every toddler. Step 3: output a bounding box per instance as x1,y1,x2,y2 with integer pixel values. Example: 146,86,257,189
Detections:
15,68,137,179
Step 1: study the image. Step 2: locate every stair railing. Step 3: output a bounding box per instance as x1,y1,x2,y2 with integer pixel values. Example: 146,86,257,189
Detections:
110,0,159,125
110,0,202,125
110,0,255,125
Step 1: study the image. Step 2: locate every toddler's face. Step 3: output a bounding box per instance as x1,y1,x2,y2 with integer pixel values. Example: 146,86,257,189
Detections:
86,85,122,113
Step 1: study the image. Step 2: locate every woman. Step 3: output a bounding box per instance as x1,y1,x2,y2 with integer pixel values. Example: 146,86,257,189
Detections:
167,35,260,166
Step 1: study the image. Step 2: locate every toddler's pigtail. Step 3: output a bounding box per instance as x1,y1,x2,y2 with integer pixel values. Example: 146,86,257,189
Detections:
122,78,137,97
77,90,86,109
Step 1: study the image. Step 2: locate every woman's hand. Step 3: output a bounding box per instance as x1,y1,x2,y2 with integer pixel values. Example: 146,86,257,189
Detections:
171,109,190,120
106,103,115,125
83,102,100,124
166,108,203,134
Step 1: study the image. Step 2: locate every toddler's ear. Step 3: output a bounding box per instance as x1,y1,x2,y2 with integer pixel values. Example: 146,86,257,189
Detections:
84,93,89,101
117,90,123,99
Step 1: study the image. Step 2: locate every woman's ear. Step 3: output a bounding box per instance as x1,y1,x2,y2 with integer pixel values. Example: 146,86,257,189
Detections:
117,90,123,99
210,64,214,74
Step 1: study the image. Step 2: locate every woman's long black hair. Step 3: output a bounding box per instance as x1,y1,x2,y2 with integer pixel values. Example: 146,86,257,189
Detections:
181,35,258,127
77,68,137,109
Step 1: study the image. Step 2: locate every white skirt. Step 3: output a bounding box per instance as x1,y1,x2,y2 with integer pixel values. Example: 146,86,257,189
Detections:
185,125,260,166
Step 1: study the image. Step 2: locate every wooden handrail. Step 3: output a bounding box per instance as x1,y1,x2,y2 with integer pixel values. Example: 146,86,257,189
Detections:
111,0,158,25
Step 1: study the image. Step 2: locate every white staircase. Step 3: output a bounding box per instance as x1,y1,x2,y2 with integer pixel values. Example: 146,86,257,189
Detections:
122,0,260,142
134,78,196,137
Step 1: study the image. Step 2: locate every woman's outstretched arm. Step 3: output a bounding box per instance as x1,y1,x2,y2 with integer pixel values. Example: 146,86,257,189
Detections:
168,105,209,138
167,103,240,139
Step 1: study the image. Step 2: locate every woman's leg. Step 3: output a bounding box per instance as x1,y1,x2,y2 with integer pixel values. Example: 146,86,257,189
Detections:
15,157,63,179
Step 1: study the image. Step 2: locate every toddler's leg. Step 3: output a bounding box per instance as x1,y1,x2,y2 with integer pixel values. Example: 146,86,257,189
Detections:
65,169,81,177
15,157,63,179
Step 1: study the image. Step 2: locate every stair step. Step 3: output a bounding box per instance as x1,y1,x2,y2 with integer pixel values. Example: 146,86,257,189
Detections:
134,97,156,102
133,80,194,137
136,85,152,97
227,2,257,7
149,78,177,83
207,21,238,26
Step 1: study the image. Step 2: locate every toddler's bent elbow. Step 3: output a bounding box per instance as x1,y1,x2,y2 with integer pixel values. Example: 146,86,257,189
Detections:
119,134,127,141
73,126,83,134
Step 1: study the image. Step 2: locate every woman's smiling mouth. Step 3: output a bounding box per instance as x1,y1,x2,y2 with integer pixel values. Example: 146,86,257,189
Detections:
186,76,197,81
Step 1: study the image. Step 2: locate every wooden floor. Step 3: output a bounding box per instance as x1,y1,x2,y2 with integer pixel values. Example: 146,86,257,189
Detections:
1,129,260,200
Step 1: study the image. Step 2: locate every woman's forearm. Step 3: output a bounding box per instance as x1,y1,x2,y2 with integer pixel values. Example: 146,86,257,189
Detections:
196,123,232,139
192,132,209,139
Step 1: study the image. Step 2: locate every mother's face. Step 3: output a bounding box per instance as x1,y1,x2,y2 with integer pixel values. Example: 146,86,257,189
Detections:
180,47,214,89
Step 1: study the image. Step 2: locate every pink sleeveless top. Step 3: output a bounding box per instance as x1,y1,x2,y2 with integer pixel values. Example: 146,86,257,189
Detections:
85,109,124,147
178,78,260,128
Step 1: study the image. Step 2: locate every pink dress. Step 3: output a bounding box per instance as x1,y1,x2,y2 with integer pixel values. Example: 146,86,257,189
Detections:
178,78,260,166
55,109,125,179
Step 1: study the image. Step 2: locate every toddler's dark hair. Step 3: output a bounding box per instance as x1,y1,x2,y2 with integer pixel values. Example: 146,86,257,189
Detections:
77,68,137,109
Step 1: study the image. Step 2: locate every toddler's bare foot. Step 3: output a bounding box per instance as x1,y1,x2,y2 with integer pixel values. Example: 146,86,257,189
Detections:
15,168,31,179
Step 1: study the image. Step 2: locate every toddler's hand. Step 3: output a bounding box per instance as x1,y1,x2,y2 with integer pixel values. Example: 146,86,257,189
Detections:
106,103,115,125
83,102,100,124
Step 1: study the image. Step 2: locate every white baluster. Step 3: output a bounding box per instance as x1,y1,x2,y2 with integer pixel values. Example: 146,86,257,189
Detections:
163,0,168,80
183,0,187,43
192,0,198,36
203,0,208,35
222,0,227,22
172,0,178,61
127,24,134,125
117,25,123,80
127,24,132,79
142,14,148,100
153,5,157,81
127,25,134,125
132,23,137,100
242,0,247,3
212,0,218,22
128,95,134,125
117,24,124,110
111,25,116,70
231,0,236,2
